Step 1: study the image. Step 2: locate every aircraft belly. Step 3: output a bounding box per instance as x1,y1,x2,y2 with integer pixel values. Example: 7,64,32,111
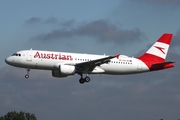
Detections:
101,64,144,75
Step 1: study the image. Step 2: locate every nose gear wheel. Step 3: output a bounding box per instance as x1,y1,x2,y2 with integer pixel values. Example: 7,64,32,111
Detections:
25,68,30,79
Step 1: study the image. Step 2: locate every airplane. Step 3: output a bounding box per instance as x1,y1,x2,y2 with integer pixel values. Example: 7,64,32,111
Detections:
5,33,174,84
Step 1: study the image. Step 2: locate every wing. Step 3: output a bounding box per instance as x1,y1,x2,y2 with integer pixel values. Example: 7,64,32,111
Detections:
74,54,120,73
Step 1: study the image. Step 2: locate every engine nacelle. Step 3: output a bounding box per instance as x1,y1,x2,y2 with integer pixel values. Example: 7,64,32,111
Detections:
52,70,68,78
52,65,75,78
59,65,75,75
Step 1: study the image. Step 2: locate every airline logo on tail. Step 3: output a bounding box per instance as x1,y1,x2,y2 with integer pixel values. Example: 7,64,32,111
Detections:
146,41,169,60
154,46,165,54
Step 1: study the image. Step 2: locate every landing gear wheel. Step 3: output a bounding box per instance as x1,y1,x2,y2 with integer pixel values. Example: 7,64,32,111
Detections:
85,76,90,82
25,74,29,79
25,68,30,79
79,78,85,84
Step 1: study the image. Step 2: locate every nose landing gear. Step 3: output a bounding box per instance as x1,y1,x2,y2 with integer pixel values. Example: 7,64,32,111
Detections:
25,68,30,79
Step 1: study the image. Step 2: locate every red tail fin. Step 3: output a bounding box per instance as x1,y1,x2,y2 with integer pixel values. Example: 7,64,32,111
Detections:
138,33,173,63
138,33,174,70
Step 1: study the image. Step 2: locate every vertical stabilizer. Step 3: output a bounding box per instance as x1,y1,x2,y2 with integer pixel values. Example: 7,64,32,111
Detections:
138,33,173,63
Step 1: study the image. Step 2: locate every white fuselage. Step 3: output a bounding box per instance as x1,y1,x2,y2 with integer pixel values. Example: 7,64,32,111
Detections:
5,50,149,75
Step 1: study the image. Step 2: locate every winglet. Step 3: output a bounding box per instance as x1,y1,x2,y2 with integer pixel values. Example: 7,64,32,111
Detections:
115,54,120,59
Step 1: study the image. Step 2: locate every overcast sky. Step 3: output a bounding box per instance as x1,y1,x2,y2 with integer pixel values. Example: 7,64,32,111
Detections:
1,0,180,120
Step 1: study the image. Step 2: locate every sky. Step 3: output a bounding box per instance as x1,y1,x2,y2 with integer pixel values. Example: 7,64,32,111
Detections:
1,0,180,120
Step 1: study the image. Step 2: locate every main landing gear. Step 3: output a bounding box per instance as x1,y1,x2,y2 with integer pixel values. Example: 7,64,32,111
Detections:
25,68,30,79
79,74,91,84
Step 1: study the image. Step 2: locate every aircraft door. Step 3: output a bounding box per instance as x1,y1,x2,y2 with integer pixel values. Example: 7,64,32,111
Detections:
26,50,32,61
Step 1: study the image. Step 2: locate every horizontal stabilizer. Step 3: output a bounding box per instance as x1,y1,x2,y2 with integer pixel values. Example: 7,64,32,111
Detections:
150,61,174,71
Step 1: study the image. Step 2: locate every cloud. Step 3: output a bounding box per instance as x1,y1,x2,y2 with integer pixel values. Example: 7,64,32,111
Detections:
30,19,144,44
25,17,75,27
171,29,180,48
166,50,180,72
25,17,59,24
25,17,42,24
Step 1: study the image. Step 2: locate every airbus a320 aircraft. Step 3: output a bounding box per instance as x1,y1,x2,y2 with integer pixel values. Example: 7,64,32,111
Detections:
5,33,174,84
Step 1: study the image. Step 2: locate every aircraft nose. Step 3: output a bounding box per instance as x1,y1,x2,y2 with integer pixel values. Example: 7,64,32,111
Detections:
5,57,11,65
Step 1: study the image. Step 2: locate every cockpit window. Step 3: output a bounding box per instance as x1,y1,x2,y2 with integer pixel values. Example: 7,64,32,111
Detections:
12,53,21,57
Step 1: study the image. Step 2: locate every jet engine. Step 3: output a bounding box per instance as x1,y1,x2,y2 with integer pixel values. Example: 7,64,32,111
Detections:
52,65,75,78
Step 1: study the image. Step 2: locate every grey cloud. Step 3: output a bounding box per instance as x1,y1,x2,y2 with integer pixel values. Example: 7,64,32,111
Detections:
171,29,180,48
25,17,42,24
76,20,142,43
25,17,60,24
61,19,75,27
166,51,180,71
25,17,75,27
31,20,144,44
44,17,58,24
